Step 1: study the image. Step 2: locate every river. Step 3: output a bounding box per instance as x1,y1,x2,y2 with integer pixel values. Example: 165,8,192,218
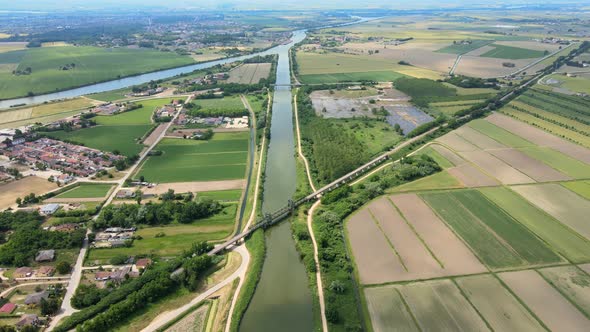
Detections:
239,30,315,332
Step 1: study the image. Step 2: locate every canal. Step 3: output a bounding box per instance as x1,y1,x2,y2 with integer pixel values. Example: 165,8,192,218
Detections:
239,30,314,332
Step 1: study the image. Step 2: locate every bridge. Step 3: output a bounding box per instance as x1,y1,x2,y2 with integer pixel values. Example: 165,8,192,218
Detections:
207,127,434,256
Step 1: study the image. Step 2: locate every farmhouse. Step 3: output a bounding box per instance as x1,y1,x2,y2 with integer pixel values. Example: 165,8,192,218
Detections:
0,303,16,314
116,189,136,199
35,249,55,262
37,266,56,277
15,314,39,328
134,258,152,272
14,267,33,278
24,291,49,306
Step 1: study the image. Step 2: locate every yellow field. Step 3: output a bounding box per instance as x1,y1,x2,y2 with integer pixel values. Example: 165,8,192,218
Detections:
0,97,98,127
41,41,70,47
0,33,10,39
0,42,27,53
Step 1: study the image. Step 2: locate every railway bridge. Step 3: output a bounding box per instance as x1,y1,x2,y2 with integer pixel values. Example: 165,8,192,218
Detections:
207,153,390,256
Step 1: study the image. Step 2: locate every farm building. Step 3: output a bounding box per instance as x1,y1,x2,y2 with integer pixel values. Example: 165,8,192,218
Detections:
15,314,39,328
14,267,33,278
37,266,56,277
40,203,60,215
134,258,152,272
24,291,49,306
35,249,55,262
0,303,16,314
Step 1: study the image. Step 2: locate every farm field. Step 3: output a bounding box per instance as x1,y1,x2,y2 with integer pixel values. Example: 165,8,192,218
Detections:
388,170,463,193
499,270,590,331
346,194,485,284
541,73,590,95
86,205,236,265
539,265,590,316
55,183,114,199
165,302,210,332
192,95,245,110
436,40,492,54
137,132,249,183
511,183,590,240
226,63,272,84
480,44,547,59
364,287,419,332
0,176,57,210
0,97,97,126
480,186,590,263
196,189,242,202
85,88,131,102
0,46,195,99
562,180,590,200
48,124,152,156
456,274,545,331
95,98,172,125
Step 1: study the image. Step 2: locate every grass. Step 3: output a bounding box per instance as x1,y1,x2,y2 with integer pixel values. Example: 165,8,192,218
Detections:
193,95,245,110
197,189,243,202
451,190,562,265
562,181,590,200
544,74,590,94
0,46,194,99
48,124,152,156
518,146,590,179
95,98,172,126
421,192,525,269
137,132,249,183
500,107,590,148
417,146,454,169
364,287,420,332
85,88,131,102
388,171,463,193
333,119,402,156
481,44,547,59
86,206,235,265
468,119,534,147
480,186,590,263
0,97,95,126
436,40,492,54
55,183,113,199
299,71,406,84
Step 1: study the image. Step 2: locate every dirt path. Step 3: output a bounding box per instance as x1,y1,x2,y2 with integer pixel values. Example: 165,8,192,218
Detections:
294,90,327,332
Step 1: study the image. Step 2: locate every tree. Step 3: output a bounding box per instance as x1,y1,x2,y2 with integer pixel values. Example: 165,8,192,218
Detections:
135,189,143,205
56,261,71,274
329,280,346,294
15,198,21,207
40,297,59,315
161,189,175,201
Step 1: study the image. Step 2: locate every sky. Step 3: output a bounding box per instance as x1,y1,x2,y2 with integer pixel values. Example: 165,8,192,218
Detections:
2,0,587,12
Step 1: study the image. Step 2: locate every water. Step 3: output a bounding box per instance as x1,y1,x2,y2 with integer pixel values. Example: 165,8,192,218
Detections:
239,30,315,332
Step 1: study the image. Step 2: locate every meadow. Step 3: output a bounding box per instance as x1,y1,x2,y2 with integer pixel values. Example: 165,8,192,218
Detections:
47,98,171,155
436,40,492,54
0,97,96,128
0,46,194,99
55,183,114,199
480,44,546,59
136,132,249,183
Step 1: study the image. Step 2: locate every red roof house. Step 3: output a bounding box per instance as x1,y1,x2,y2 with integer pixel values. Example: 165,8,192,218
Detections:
0,303,16,314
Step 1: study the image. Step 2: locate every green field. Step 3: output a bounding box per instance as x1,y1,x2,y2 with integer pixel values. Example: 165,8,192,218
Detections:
389,171,463,193
86,88,131,102
48,124,152,156
519,146,590,179
480,186,590,263
56,183,114,199
86,205,236,265
436,40,492,54
197,189,243,202
0,46,194,99
468,119,535,147
193,96,245,109
299,71,406,84
543,74,590,94
95,98,172,126
481,44,547,59
364,287,420,332
451,190,561,265
137,132,249,183
417,146,454,169
562,181,590,200
421,192,525,269
334,119,402,156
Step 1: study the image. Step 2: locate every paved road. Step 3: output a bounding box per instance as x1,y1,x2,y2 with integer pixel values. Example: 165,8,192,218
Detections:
141,245,250,332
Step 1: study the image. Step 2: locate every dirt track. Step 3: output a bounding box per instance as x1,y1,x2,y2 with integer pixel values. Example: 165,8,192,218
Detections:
143,180,245,195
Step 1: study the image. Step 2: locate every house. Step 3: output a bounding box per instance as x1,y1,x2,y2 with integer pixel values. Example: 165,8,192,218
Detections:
134,258,152,272
14,267,33,278
57,174,74,184
37,266,56,277
108,239,127,248
40,203,60,215
24,291,49,305
15,314,39,328
35,249,55,262
115,190,136,199
110,266,131,282
0,303,16,314
52,223,79,232
95,271,111,281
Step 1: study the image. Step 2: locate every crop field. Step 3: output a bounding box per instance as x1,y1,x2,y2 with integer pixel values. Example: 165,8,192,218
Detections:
48,124,152,156
511,184,590,240
86,205,236,265
364,287,419,332
436,40,492,54
389,171,464,193
85,88,130,102
499,270,590,331
0,97,97,126
226,63,271,84
55,183,114,199
398,279,488,331
346,194,485,284
539,265,590,316
137,132,249,183
196,189,242,202
429,99,485,115
480,186,590,263
0,46,195,99
0,42,27,53
480,44,547,59
456,274,545,331
0,176,57,210
542,73,590,95
562,180,590,200
192,95,245,110
96,98,172,125
455,56,530,78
